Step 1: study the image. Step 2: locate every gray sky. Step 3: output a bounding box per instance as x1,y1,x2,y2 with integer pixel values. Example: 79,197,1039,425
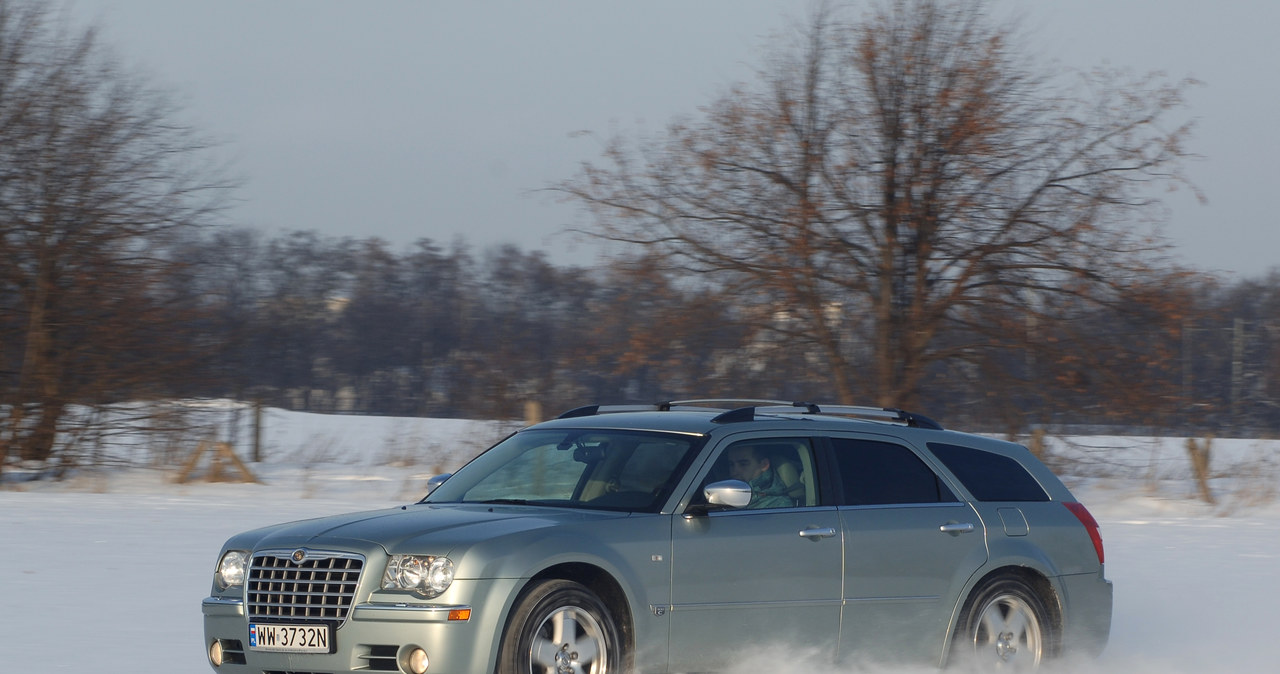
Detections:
70,0,1278,277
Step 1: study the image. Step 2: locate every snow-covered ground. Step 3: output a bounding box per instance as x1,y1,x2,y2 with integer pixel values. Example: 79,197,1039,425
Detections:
2,405,1278,673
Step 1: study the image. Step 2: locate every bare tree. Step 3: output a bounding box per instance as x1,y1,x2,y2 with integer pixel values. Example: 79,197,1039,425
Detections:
559,0,1199,414
0,0,230,474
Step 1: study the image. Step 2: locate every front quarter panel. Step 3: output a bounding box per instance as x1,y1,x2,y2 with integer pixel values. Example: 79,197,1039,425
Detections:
451,511,676,672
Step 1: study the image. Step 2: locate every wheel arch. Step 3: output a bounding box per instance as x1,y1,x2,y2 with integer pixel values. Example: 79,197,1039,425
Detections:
520,562,637,668
942,565,1065,667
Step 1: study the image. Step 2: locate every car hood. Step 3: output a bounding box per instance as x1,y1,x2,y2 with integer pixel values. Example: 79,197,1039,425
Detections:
240,503,627,555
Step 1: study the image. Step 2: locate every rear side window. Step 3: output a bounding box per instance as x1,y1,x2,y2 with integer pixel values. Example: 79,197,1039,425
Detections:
927,443,1049,502
829,438,956,505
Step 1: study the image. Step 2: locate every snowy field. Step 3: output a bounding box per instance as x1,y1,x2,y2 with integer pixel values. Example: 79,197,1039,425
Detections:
3,404,1279,673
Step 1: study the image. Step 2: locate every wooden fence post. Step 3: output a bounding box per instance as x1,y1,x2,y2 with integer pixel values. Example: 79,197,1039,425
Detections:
524,401,543,426
1186,436,1215,505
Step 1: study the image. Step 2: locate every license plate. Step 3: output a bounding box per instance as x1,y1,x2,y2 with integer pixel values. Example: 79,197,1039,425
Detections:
248,623,333,653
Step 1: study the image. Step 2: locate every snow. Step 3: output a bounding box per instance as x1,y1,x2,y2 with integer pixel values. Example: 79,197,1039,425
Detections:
2,404,1277,673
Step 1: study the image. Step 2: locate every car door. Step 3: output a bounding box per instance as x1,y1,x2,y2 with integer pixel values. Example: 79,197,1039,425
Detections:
667,437,842,672
826,434,989,664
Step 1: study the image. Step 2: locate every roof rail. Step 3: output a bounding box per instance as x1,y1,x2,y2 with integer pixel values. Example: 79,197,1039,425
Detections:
801,404,944,430
667,398,803,410
557,403,665,419
556,399,943,429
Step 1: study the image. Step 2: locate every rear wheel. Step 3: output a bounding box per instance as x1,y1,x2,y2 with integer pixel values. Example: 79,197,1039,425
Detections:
497,579,621,674
955,576,1052,672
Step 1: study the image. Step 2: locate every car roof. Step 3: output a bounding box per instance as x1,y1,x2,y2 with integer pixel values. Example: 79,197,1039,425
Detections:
526,401,948,438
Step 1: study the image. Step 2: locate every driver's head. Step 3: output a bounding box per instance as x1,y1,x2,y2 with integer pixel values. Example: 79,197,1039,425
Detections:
727,445,770,483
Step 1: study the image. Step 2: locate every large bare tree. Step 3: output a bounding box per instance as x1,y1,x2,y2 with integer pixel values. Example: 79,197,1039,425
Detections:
560,0,1199,412
0,0,230,473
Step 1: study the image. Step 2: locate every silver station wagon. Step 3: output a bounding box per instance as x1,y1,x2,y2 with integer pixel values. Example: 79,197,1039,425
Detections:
202,400,1112,673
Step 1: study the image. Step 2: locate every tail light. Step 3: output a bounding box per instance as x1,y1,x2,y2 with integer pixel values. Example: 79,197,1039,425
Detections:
1063,501,1104,565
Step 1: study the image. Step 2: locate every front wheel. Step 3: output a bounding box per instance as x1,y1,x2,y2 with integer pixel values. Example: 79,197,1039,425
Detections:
954,576,1053,672
497,579,621,674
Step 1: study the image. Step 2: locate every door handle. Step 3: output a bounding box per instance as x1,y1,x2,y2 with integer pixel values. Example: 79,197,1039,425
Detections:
799,527,837,539
939,522,976,535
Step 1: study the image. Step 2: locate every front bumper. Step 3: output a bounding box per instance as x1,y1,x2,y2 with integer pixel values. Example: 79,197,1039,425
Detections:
202,578,522,674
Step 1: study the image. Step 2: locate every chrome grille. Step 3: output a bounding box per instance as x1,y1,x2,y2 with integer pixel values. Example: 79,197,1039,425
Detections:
247,550,364,622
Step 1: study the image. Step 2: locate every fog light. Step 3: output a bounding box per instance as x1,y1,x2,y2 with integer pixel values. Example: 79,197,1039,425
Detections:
209,640,224,667
406,647,429,674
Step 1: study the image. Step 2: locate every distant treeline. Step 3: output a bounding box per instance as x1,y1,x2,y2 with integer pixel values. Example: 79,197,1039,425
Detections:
46,228,1278,433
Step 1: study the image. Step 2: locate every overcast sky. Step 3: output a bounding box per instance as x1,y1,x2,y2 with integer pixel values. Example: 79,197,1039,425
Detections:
68,0,1279,277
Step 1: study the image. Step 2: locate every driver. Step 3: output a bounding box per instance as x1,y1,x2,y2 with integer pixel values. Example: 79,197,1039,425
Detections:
725,444,794,509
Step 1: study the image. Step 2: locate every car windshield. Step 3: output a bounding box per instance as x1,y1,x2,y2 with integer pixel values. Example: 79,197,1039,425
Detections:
424,428,705,513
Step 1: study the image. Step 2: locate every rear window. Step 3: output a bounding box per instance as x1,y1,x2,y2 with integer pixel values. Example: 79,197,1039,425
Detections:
927,443,1049,502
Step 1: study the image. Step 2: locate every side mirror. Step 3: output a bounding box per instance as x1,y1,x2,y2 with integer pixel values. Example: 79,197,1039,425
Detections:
425,473,452,495
703,479,752,509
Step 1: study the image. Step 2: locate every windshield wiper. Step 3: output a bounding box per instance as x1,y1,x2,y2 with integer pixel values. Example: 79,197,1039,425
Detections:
474,498,533,505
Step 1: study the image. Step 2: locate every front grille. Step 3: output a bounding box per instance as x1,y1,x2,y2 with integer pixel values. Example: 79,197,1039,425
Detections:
247,550,364,622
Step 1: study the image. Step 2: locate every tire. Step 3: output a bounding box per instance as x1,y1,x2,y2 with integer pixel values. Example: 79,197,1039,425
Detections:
953,576,1053,672
497,579,622,674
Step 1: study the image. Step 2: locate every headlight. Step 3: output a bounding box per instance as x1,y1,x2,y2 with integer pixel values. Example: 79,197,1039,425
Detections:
382,555,454,597
215,550,249,590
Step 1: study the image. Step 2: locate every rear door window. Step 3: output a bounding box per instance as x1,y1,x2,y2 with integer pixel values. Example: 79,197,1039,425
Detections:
828,437,956,505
